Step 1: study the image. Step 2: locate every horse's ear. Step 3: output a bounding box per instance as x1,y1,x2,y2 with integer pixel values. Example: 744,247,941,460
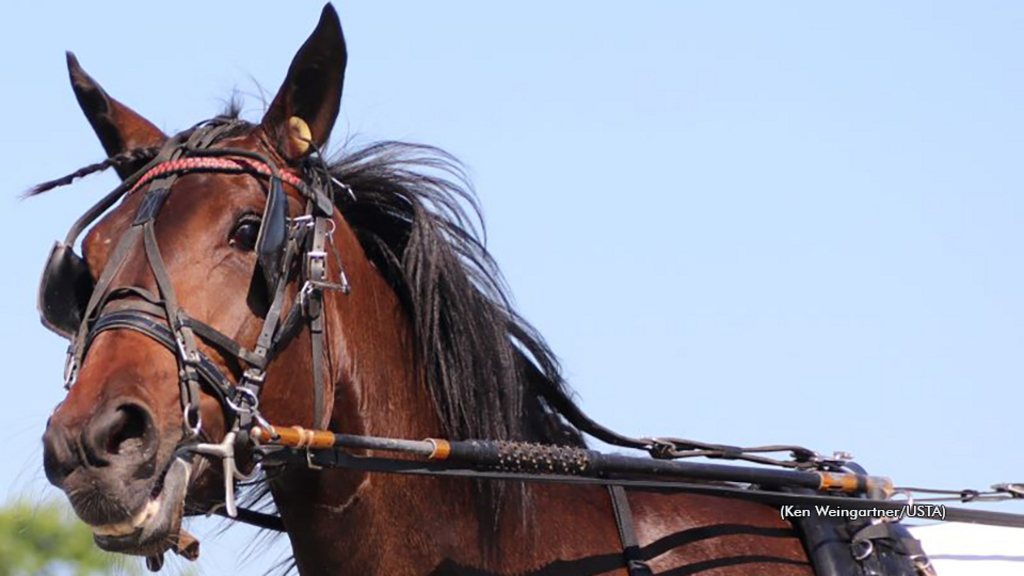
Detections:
261,4,347,161
66,52,167,180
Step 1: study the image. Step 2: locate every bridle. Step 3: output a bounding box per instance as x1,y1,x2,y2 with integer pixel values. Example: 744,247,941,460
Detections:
39,117,346,515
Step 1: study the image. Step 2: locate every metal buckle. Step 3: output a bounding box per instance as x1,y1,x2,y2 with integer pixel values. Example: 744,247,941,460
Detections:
308,250,327,268
242,368,266,386
174,331,200,365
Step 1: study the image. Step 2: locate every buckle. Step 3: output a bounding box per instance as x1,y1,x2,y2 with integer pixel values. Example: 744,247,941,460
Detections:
174,332,200,364
307,250,327,269
173,315,200,364
242,368,266,386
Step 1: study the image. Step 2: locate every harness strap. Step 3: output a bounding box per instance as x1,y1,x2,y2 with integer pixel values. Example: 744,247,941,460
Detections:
85,311,234,419
183,317,267,369
96,300,267,371
607,486,654,576
307,214,330,427
235,207,307,434
208,507,285,532
142,211,203,432
69,225,142,377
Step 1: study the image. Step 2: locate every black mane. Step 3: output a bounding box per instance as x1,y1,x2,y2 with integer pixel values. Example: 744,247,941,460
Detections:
323,141,584,448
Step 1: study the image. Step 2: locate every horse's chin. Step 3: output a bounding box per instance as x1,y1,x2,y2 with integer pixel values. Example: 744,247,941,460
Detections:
89,458,190,557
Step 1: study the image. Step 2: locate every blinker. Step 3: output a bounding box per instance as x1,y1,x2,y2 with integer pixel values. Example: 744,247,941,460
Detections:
256,176,288,293
38,242,95,338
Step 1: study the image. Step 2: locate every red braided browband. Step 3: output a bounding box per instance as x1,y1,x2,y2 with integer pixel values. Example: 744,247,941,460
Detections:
127,156,305,195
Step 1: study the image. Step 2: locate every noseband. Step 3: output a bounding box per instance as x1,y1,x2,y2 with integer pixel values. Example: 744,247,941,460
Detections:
39,118,348,513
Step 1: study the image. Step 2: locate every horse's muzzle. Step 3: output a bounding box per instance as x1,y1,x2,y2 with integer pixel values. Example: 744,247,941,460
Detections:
42,399,190,555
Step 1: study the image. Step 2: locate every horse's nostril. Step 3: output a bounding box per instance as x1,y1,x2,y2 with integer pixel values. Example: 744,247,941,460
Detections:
83,403,155,467
106,405,148,455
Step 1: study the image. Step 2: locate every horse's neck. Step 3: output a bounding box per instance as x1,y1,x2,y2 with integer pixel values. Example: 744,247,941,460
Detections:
262,221,816,576
268,225,611,576
269,229,476,575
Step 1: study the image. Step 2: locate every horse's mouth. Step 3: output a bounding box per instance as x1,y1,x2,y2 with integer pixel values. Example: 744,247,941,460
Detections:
89,457,191,556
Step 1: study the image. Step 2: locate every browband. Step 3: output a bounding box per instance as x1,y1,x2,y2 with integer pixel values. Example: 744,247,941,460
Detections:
126,156,306,196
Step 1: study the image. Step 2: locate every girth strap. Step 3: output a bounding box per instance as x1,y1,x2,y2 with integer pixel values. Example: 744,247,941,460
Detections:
607,485,653,576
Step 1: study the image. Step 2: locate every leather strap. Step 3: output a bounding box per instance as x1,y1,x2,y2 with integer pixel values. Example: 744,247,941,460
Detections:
607,486,653,576
307,214,330,427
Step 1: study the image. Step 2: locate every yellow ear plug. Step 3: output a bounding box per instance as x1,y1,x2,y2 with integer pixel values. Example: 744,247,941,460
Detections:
288,116,313,155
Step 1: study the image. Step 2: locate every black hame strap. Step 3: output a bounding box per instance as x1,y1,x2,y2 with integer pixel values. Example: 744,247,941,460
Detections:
608,486,654,576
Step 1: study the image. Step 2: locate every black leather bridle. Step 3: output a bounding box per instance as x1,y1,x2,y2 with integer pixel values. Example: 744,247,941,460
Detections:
38,118,347,514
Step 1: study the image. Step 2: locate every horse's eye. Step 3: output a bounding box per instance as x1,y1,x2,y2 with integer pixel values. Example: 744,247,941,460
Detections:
229,217,261,251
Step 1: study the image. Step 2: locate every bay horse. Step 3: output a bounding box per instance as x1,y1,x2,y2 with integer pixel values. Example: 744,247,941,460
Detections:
39,5,817,575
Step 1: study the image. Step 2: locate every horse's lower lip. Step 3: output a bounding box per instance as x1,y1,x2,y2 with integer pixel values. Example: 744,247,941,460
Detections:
91,499,162,537
90,458,191,556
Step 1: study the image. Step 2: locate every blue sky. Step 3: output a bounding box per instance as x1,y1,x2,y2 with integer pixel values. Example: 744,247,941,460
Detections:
1,2,1022,574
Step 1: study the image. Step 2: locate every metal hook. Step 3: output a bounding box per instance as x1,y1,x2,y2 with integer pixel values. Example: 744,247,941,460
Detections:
225,387,260,414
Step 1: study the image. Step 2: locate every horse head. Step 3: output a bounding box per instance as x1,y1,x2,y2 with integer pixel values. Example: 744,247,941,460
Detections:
40,5,357,557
